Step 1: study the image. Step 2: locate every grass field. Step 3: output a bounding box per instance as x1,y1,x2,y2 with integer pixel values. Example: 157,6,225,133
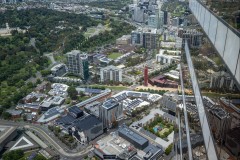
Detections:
90,84,127,91
107,52,122,60
202,92,240,99
84,27,97,38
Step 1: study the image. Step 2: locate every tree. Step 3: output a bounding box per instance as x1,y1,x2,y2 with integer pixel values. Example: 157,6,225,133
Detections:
33,154,47,160
165,143,173,155
3,150,24,160
2,112,12,120
67,86,78,100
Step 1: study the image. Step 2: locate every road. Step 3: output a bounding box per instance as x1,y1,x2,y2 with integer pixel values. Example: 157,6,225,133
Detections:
0,120,92,159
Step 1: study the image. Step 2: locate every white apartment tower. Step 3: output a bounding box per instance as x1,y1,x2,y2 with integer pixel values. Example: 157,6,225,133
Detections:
100,65,122,82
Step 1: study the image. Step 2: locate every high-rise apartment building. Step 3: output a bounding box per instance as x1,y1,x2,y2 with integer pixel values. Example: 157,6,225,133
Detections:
66,50,89,80
163,11,168,25
181,29,203,48
131,29,142,45
100,65,122,82
142,28,159,49
99,98,123,128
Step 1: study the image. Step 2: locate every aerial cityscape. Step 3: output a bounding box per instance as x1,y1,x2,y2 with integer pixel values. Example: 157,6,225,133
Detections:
0,0,239,160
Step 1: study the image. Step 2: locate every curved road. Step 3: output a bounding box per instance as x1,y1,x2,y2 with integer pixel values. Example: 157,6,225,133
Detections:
0,120,93,159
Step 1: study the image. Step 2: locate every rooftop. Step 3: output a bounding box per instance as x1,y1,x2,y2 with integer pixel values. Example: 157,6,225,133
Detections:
6,109,22,116
0,125,18,144
73,115,102,131
118,125,149,147
66,50,80,56
68,106,83,115
102,98,119,110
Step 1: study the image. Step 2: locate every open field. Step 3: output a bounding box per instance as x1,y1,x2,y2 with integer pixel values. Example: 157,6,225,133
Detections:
89,84,127,91
107,52,122,60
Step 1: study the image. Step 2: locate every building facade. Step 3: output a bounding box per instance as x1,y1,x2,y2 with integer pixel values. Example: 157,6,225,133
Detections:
100,65,122,82
51,63,67,77
99,98,123,128
181,29,203,48
142,28,159,49
66,50,89,80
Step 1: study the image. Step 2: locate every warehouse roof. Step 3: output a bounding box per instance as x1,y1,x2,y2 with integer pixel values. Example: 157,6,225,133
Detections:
73,115,102,131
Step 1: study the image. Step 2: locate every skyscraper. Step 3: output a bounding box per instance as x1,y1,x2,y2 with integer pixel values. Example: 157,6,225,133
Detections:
66,50,89,80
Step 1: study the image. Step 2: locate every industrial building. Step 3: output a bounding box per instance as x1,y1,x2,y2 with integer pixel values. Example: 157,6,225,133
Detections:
100,65,123,82
66,50,89,80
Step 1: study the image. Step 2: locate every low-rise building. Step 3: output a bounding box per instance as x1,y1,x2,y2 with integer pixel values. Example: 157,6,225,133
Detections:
116,35,131,45
149,75,178,88
51,63,67,77
5,109,22,119
37,106,64,123
48,83,69,97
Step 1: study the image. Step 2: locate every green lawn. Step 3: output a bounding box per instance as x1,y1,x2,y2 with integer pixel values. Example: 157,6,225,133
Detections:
202,92,240,99
84,27,97,38
107,52,122,60
89,85,127,91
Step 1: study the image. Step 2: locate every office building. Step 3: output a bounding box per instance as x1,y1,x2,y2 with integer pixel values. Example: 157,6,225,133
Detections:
149,10,164,29
172,17,179,27
100,65,122,82
148,15,158,29
142,28,159,49
99,98,123,128
133,6,145,23
163,11,168,25
66,50,89,80
131,29,142,45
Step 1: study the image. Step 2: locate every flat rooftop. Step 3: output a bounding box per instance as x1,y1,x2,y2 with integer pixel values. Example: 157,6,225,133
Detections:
102,98,119,110
0,125,18,144
118,125,148,147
